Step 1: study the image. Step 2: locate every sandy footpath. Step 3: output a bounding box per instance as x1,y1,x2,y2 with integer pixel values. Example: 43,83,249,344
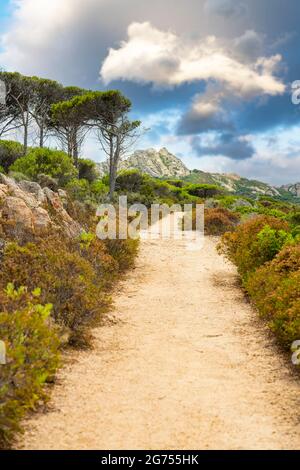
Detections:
18,224,300,450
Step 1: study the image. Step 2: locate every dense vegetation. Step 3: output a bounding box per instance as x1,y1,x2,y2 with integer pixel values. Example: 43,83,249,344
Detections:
0,203,138,448
219,200,300,352
0,127,299,447
0,72,141,198
0,140,141,448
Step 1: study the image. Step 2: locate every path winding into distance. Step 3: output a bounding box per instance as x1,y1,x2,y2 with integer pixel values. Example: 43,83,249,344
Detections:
19,220,300,450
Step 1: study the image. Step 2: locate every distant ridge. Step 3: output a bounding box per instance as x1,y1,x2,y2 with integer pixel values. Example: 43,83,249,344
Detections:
96,147,300,201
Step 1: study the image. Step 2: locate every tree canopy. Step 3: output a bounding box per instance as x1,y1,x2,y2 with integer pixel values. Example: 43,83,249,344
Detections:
0,71,142,197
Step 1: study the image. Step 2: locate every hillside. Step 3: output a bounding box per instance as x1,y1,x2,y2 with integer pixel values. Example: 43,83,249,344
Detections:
183,170,300,201
96,147,190,178
97,147,300,202
281,182,300,197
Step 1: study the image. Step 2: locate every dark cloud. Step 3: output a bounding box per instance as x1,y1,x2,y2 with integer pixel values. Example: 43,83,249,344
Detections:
177,106,233,135
192,132,255,160
234,30,264,62
204,0,246,18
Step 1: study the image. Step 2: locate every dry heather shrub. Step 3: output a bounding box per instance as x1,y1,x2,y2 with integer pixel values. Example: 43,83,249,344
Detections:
0,236,115,346
0,229,139,347
0,285,60,448
104,238,139,272
204,207,240,236
246,243,300,348
219,215,290,279
0,227,139,448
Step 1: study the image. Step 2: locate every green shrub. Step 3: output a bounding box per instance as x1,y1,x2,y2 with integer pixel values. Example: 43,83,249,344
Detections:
219,215,290,279
78,158,98,183
115,171,198,207
66,178,108,203
0,140,24,172
116,170,145,193
90,180,108,200
66,178,91,202
0,284,60,448
165,179,184,188
217,195,239,208
288,211,300,227
256,225,293,260
10,148,77,186
185,184,221,199
0,237,113,345
246,244,300,348
150,180,172,198
263,208,287,219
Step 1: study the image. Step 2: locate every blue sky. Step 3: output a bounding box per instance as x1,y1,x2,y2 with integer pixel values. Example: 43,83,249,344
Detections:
0,0,300,185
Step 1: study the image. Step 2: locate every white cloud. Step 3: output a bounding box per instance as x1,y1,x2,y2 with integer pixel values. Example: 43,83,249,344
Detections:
101,22,285,98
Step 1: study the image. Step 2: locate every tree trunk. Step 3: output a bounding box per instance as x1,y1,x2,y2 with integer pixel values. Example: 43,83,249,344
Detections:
73,142,79,168
73,129,79,167
109,165,117,201
109,136,115,201
39,124,44,148
23,111,29,155
67,134,72,158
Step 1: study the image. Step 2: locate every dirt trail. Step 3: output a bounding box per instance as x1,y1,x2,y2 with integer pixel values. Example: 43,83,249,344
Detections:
19,221,300,450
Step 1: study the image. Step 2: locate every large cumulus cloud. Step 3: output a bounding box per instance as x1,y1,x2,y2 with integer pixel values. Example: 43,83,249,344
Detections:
101,22,285,97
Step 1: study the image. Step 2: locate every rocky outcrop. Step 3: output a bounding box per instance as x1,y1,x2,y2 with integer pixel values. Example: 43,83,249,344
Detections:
280,183,300,197
97,147,191,179
0,174,82,239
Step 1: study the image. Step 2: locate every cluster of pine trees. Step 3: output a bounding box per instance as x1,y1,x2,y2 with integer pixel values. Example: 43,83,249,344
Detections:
0,72,141,198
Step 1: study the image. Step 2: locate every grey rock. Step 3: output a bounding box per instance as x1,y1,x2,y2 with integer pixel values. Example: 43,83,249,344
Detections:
97,147,190,179
280,182,300,197
204,199,220,209
231,199,253,209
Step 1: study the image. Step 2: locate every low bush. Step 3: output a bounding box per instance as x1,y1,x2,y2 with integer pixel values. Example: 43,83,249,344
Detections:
116,170,145,193
78,158,98,183
115,171,198,207
287,211,300,227
0,210,139,447
0,237,114,345
185,184,221,199
0,284,60,448
0,140,24,172
66,178,92,202
104,238,139,272
165,179,184,188
10,148,77,186
246,244,300,348
219,215,290,279
205,208,240,235
66,178,108,204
